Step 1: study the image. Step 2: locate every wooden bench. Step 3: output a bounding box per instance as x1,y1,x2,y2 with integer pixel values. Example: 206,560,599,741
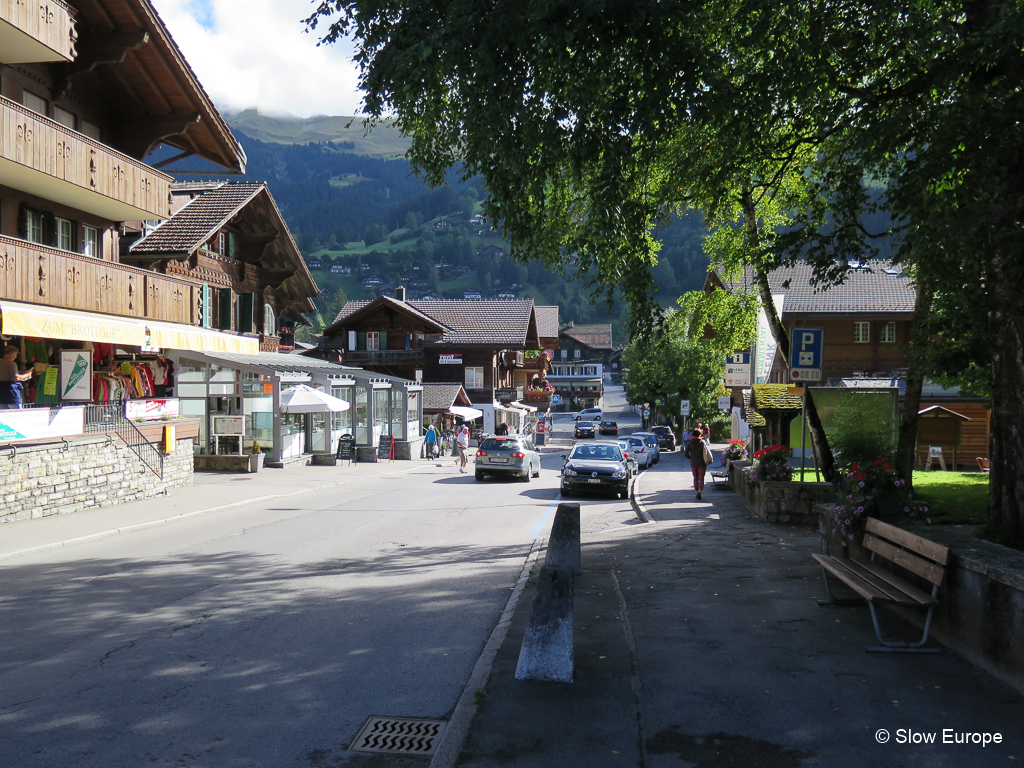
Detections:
709,466,729,487
977,457,990,473
812,518,949,653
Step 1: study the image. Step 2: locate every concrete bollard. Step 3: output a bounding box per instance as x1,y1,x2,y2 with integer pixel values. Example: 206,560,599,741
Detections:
514,502,581,682
544,502,581,574
514,564,574,682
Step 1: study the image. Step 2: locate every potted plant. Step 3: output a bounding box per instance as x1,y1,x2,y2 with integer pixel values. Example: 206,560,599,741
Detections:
249,437,265,473
829,458,927,556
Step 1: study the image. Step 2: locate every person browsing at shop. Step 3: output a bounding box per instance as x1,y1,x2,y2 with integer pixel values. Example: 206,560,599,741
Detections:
0,346,32,409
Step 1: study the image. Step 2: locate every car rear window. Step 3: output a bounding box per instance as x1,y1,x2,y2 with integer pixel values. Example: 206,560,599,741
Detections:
480,438,522,450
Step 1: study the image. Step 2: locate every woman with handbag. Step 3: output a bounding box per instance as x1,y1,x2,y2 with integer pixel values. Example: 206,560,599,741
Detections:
684,426,712,500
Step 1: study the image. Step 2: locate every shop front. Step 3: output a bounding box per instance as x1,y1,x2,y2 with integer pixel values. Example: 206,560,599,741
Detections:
169,351,423,466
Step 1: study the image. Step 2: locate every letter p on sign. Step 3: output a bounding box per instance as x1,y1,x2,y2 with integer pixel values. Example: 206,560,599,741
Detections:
801,332,815,350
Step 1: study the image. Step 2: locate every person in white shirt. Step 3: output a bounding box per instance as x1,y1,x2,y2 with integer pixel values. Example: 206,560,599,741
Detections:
456,426,471,473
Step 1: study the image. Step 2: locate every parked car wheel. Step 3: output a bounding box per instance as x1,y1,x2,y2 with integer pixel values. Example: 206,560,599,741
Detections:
475,470,485,481
532,464,541,478
522,469,531,482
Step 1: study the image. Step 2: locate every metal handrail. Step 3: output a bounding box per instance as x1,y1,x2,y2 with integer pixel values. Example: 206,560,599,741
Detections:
84,403,163,478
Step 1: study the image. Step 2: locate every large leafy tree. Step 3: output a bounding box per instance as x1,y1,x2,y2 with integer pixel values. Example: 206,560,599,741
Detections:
308,0,1024,543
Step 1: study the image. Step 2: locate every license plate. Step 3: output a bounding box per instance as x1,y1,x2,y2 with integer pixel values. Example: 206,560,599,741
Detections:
587,478,602,484
491,458,508,464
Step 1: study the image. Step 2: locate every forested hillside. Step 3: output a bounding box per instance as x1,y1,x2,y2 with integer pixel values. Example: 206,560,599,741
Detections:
158,113,713,336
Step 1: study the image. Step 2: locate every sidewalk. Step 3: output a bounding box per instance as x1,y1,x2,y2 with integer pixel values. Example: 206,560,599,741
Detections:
453,450,1024,768
0,458,421,561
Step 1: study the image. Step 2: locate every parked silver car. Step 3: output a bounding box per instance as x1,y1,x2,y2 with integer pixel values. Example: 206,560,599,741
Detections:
626,435,654,469
475,436,542,482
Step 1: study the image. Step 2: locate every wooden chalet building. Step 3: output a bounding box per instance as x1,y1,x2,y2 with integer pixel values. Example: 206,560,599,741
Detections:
705,262,990,467
0,0,294,356
318,289,543,432
124,181,317,352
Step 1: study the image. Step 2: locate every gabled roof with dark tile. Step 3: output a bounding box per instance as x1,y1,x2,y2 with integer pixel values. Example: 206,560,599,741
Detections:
329,299,539,347
422,382,469,411
560,323,613,349
328,296,451,333
708,261,916,315
131,182,264,254
535,306,560,339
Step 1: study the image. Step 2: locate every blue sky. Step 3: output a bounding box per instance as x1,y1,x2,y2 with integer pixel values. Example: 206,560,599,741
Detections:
156,0,363,117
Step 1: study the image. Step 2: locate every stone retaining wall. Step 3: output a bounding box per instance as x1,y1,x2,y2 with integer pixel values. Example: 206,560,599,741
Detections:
0,435,194,523
729,460,834,525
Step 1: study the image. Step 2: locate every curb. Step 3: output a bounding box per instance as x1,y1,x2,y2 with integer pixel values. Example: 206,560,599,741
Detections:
0,464,422,562
429,536,546,768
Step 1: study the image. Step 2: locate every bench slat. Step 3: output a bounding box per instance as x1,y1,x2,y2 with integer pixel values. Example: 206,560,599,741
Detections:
866,518,950,565
812,554,925,605
854,559,939,607
864,534,947,586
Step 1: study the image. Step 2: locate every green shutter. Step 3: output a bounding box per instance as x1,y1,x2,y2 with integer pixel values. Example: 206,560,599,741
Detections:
379,331,387,350
238,293,254,332
218,288,233,331
228,232,237,259
357,331,366,350
201,284,212,327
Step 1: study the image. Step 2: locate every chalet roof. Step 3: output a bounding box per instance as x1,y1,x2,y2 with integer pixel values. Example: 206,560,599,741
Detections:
326,296,450,334
131,182,263,253
768,262,916,315
74,0,245,172
560,323,613,349
329,299,539,348
707,261,916,316
422,382,470,411
535,306,560,340
129,182,317,312
751,384,802,411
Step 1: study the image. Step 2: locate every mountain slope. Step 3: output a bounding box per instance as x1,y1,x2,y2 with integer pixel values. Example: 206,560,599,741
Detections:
226,109,410,157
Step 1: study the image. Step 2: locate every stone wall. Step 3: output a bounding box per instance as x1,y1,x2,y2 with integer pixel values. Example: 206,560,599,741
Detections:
729,460,834,525
0,435,194,523
815,508,1024,696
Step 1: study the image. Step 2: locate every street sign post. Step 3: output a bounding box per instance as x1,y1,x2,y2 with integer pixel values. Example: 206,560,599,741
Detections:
789,328,824,382
679,400,690,416
724,352,752,387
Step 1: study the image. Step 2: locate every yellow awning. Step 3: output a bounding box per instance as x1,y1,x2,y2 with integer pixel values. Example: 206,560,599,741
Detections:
1,301,145,345
144,321,259,355
0,301,259,354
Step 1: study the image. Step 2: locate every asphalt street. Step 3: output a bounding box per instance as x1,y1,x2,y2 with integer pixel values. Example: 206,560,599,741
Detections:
0,388,641,768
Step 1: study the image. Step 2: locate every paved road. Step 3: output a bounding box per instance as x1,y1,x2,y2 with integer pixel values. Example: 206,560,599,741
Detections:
0,410,638,768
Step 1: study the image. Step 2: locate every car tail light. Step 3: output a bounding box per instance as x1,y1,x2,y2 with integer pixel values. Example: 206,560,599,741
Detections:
511,451,526,459
476,450,488,456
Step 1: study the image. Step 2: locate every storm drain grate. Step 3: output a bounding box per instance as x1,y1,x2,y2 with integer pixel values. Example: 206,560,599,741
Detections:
349,716,448,755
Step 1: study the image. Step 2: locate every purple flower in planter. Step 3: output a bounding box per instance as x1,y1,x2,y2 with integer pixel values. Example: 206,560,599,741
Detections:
904,507,910,513
859,481,865,488
848,534,854,541
857,506,864,514
841,540,848,546
845,519,851,526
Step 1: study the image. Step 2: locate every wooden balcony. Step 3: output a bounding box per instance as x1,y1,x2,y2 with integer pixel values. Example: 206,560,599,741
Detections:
260,335,280,353
0,0,77,63
0,96,171,220
0,234,198,324
344,349,425,363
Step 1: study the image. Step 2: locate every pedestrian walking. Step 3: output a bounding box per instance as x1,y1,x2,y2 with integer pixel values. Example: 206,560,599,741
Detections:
424,423,438,459
456,425,471,473
684,426,708,500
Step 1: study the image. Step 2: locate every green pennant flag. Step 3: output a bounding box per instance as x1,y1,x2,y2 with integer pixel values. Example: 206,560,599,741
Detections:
63,355,88,397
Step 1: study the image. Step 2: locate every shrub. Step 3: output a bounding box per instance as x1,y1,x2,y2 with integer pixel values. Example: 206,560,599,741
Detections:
827,397,897,470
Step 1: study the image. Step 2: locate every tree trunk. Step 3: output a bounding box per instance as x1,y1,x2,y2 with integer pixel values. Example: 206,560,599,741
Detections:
986,245,1024,546
896,279,934,488
741,188,838,482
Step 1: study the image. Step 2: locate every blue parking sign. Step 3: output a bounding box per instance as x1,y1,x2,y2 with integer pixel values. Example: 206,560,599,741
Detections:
790,328,823,382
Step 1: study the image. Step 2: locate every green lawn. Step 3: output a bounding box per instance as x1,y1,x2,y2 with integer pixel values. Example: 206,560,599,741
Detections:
911,471,989,525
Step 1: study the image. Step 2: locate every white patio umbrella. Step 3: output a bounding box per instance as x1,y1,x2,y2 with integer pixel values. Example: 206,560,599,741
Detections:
279,384,351,414
450,406,483,420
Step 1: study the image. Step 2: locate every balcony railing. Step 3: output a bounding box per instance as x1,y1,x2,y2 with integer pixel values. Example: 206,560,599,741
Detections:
0,0,77,62
0,234,199,324
344,349,425,363
0,96,171,220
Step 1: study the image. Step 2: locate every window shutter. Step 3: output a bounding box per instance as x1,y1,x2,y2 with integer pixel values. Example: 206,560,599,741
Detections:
379,331,387,350
201,284,212,328
348,330,357,350
228,232,237,259
218,288,233,331
238,293,254,332
357,331,366,350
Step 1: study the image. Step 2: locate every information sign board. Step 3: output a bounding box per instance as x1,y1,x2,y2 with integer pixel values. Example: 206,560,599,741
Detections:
679,400,690,416
718,396,732,411
724,352,752,387
789,328,824,382
212,415,244,436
